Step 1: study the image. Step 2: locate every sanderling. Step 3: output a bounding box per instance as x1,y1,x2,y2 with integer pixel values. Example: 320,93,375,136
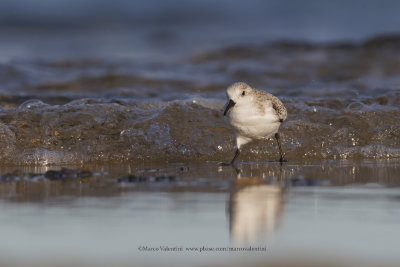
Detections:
223,82,287,165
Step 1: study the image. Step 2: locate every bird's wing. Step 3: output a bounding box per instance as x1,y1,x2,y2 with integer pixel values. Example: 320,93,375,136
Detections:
253,88,287,121
270,95,287,122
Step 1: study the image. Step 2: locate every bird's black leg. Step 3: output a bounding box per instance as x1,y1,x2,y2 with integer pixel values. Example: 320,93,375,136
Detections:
275,133,287,162
230,148,240,165
221,148,240,166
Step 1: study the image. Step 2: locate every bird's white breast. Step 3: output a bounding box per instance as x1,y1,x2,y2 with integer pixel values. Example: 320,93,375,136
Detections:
226,100,280,139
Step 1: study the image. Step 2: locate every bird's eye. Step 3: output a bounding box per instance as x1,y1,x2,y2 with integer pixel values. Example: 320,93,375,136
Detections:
241,91,245,96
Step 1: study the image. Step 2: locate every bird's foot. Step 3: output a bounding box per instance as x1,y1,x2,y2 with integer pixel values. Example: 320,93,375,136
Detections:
279,157,288,163
219,162,240,173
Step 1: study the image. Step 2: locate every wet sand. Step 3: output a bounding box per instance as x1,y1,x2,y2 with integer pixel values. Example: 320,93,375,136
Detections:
0,159,399,266
1,35,400,165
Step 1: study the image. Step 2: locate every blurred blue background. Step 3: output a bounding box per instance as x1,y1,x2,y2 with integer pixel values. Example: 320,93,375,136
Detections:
1,0,400,59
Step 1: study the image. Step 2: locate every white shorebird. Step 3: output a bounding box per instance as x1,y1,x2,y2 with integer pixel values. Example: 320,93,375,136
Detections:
223,82,287,165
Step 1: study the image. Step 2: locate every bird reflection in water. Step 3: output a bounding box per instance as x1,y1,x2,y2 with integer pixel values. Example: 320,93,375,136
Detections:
227,163,287,244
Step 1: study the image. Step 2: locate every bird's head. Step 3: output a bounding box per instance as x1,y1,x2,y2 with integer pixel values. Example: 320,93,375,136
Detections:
224,82,252,115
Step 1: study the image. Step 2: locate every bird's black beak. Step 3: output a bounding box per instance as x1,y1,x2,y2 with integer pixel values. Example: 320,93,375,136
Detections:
223,99,236,116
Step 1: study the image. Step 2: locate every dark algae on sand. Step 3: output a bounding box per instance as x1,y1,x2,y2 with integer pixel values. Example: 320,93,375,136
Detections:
0,168,93,181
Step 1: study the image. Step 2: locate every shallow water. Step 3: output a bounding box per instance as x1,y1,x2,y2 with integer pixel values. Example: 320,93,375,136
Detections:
0,160,399,266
